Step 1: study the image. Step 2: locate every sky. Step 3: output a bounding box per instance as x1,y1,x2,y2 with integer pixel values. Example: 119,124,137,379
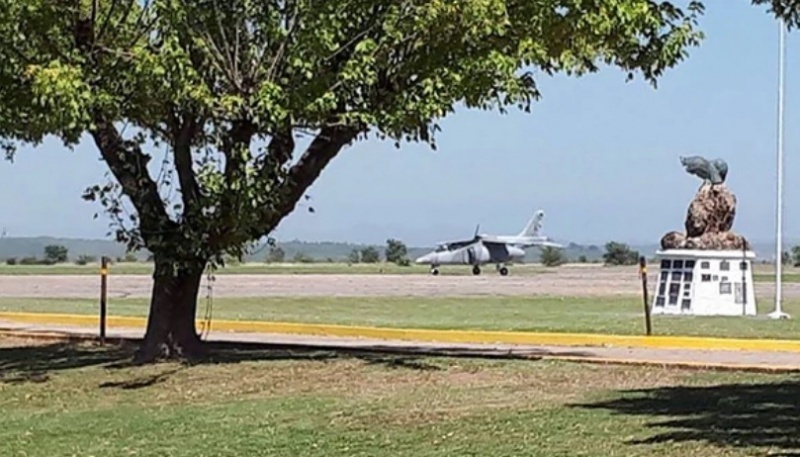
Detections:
0,1,798,247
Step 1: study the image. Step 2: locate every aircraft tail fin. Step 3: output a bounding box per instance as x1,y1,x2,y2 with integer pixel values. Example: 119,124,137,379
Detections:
518,210,545,237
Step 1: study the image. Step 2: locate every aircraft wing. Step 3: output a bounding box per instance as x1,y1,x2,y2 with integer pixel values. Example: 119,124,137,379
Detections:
447,239,477,250
482,239,511,257
537,240,565,248
433,237,477,251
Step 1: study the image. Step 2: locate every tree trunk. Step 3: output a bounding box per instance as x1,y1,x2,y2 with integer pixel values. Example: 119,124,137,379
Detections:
135,257,207,364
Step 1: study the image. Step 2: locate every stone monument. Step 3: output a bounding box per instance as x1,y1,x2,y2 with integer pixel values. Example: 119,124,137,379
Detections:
652,156,756,316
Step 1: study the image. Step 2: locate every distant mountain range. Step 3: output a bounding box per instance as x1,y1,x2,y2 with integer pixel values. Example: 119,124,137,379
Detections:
0,236,791,263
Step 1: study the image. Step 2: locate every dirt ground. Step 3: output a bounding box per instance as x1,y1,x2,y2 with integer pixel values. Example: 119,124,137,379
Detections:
0,265,795,299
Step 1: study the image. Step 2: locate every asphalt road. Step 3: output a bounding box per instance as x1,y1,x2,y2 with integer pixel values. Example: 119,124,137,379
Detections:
0,269,795,298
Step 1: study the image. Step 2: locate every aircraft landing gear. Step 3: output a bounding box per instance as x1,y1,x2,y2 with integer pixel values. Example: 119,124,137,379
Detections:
430,266,440,275
472,265,481,275
499,266,509,276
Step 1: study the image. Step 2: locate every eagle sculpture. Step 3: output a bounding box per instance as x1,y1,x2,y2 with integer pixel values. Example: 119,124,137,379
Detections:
679,156,728,185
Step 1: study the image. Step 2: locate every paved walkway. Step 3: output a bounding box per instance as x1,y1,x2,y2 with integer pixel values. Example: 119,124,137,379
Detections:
4,321,800,372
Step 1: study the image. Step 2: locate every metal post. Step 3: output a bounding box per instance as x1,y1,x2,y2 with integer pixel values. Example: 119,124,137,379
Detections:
741,239,748,316
100,256,108,344
770,17,790,320
639,256,652,336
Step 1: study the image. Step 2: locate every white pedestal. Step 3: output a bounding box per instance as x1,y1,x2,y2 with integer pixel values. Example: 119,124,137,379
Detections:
652,249,756,316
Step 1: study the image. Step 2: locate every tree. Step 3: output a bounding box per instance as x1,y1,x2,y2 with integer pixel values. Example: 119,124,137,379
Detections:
266,246,286,263
75,254,98,265
347,249,361,264
792,246,800,267
752,1,800,25
602,241,640,266
292,251,314,263
540,246,566,267
43,245,68,264
385,239,409,266
360,246,381,263
0,1,704,362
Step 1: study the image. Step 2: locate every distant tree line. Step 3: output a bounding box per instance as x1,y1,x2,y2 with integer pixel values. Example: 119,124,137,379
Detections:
4,244,142,266
264,238,412,266
7,239,800,269
5,244,69,266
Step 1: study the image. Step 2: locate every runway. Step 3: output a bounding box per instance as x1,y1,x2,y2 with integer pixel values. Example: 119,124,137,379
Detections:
0,268,794,299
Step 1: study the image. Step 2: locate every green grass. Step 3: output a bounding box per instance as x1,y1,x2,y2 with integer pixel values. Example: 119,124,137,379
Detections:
4,295,800,340
0,261,552,276
0,337,797,457
753,273,800,283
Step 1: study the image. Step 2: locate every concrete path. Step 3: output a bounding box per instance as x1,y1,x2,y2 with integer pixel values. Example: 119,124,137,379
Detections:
4,321,800,372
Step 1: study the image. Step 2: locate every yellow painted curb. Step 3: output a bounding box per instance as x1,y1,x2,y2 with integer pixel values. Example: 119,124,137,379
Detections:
2,311,800,353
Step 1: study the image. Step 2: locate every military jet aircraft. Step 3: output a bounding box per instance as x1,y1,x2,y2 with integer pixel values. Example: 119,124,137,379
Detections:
478,210,562,248
414,210,563,276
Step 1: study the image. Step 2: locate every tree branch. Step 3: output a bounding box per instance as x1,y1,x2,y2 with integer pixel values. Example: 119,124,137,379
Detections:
259,124,360,233
263,0,301,84
168,109,201,211
89,117,177,240
265,124,294,167
222,120,257,179
204,119,258,247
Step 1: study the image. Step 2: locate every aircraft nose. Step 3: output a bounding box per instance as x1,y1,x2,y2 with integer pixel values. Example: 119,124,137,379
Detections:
415,254,432,264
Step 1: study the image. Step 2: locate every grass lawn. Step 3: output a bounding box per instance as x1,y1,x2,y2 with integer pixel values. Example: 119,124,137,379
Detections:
3,295,800,340
1,336,798,457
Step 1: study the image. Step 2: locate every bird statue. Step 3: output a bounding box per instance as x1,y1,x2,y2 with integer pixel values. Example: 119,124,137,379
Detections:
679,156,728,188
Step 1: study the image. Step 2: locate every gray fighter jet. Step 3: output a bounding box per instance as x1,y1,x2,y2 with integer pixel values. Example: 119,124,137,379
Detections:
415,210,563,276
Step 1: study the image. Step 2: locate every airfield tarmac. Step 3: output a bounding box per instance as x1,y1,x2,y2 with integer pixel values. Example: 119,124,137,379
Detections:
0,265,795,299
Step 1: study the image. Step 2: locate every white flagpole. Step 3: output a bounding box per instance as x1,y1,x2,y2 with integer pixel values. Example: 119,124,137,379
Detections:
770,17,790,319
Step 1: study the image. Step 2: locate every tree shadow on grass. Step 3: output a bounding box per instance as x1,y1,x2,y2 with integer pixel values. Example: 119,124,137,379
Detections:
574,380,800,453
0,340,137,384
199,340,594,372
0,337,594,387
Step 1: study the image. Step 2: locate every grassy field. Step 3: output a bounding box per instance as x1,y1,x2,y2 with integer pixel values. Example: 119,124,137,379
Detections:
4,295,800,339
0,336,797,457
0,262,800,283
0,260,799,281
0,262,554,276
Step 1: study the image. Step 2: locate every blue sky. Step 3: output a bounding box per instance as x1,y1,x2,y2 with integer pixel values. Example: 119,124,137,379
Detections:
0,1,797,247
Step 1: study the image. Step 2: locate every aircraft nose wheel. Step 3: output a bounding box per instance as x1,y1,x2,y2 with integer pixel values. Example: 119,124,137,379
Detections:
430,267,439,275
472,265,481,275
499,267,509,276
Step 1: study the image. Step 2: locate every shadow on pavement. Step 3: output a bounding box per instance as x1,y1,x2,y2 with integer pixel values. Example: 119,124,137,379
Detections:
0,336,595,386
575,380,800,453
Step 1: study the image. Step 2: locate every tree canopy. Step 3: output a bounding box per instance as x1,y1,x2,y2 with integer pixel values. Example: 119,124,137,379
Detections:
0,0,705,260
0,0,708,360
751,0,800,27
